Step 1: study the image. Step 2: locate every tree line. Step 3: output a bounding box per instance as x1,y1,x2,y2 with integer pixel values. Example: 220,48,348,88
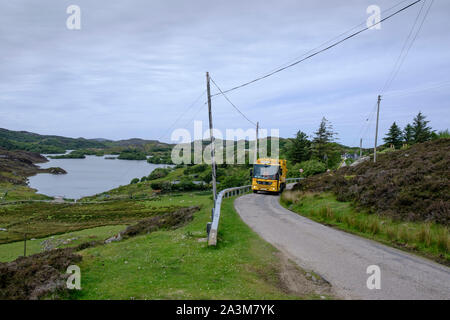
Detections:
383,112,442,149
286,117,340,167
285,112,447,175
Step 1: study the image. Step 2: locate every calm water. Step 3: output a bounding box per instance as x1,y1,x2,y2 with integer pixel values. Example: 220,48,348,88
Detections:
28,155,171,199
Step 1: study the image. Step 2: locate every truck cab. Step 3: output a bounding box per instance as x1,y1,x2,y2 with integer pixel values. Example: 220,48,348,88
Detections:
251,158,287,194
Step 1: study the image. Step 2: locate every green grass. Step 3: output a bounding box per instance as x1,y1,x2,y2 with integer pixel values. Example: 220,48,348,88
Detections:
0,225,126,262
68,196,308,300
0,182,52,202
281,191,449,265
79,168,188,202
0,193,202,244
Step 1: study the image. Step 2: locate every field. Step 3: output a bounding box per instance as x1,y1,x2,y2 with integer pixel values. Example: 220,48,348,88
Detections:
0,196,191,243
0,189,333,299
68,195,331,299
0,225,125,262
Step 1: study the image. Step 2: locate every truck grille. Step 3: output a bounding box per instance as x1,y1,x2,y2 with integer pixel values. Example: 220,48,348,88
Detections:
257,180,272,185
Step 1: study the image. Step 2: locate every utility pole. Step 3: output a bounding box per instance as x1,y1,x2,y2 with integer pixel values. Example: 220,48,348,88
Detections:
360,138,362,158
374,95,381,163
206,72,217,202
254,122,259,163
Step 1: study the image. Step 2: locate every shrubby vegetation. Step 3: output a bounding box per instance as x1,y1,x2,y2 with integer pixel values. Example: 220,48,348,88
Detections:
146,167,171,181
49,150,86,159
288,159,327,178
130,178,140,184
292,138,450,225
150,179,208,193
147,152,173,164
118,149,147,160
435,129,450,139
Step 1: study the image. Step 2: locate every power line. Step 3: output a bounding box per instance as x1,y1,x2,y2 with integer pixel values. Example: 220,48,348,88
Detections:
212,0,422,97
210,77,258,127
381,0,426,93
353,101,378,147
385,0,434,93
384,80,450,98
157,89,206,142
263,0,414,76
381,0,433,94
181,100,208,130
354,0,432,147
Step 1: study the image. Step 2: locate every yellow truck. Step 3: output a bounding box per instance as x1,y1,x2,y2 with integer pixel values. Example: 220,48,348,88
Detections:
251,158,287,194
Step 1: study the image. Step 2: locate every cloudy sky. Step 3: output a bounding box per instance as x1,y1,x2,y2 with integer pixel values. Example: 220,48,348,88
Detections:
0,0,449,147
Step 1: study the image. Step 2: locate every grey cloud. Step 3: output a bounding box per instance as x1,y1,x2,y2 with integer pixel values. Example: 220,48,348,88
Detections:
0,0,449,145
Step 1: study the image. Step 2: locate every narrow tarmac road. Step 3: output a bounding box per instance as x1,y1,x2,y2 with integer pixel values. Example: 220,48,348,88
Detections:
234,193,450,300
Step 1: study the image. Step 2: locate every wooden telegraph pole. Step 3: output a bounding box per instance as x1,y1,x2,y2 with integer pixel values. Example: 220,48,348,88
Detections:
360,138,362,158
206,72,217,202
374,95,381,163
254,122,259,163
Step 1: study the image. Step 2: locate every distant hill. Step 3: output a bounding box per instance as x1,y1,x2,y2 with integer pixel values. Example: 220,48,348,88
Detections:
0,128,107,154
113,138,173,152
0,128,173,154
0,127,359,159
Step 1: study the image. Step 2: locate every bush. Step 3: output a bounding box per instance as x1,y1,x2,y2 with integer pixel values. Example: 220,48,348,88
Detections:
122,206,200,238
183,164,208,175
199,168,213,183
297,159,327,177
118,149,147,160
434,129,450,139
150,181,172,192
219,174,249,191
0,248,81,300
147,168,170,180
130,178,139,184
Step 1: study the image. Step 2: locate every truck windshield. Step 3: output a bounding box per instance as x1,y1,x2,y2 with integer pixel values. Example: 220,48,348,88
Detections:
253,164,279,180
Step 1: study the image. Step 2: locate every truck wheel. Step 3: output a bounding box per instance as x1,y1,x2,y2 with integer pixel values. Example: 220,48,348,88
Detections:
253,190,258,194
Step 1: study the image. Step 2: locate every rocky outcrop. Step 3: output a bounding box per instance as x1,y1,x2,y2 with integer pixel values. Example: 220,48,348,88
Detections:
0,149,66,184
43,167,67,175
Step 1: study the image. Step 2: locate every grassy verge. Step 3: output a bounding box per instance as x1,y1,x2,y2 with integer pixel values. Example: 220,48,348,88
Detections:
68,195,316,299
0,225,125,262
281,191,449,265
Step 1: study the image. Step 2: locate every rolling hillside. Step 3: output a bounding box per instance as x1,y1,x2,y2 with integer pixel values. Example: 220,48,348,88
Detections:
294,138,450,225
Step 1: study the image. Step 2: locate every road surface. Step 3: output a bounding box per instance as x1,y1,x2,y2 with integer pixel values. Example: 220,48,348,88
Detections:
234,192,450,300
